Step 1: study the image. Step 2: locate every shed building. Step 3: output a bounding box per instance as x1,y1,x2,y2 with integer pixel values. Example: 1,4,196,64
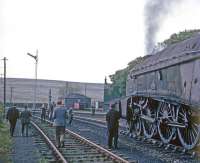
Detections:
64,93,91,109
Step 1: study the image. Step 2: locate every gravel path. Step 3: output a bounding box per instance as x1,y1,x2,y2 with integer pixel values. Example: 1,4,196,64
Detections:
10,121,41,163
67,119,199,163
66,120,164,163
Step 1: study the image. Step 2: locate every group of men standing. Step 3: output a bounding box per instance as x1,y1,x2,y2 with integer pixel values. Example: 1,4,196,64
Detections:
40,102,56,122
6,100,121,150
52,100,121,149
51,100,121,150
6,101,73,146
6,105,31,137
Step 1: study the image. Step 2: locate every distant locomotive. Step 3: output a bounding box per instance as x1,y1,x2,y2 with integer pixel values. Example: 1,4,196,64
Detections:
120,34,200,150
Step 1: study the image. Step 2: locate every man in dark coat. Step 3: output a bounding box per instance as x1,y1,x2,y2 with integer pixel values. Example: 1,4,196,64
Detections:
41,104,46,122
6,106,19,136
127,103,134,137
68,107,73,125
20,106,32,136
49,102,55,121
106,103,120,149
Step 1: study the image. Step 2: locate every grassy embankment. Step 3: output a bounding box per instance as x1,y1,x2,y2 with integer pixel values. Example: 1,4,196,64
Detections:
0,104,11,162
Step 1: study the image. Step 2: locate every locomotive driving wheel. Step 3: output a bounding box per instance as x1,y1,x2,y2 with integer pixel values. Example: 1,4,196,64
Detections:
157,102,176,144
132,100,142,136
132,116,142,136
142,99,157,138
177,105,200,150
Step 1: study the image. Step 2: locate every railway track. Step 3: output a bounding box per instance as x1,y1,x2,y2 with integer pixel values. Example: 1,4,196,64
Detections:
31,111,199,162
72,115,200,162
31,116,134,163
31,120,67,163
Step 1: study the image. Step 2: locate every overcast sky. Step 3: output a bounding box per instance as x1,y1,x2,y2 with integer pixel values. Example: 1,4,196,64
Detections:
0,0,200,83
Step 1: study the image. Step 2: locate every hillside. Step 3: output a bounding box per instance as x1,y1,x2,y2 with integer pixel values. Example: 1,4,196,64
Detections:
0,78,104,104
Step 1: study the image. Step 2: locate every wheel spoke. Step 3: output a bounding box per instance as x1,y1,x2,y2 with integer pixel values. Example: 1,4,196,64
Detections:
191,124,198,137
133,117,141,136
177,105,200,150
157,102,176,144
179,112,185,118
142,99,156,138
191,129,196,143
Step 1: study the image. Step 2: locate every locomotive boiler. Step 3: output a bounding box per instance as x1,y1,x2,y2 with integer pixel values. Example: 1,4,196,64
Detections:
121,34,200,150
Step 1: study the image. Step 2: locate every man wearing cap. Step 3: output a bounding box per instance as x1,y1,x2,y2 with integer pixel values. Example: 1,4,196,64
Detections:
6,105,19,137
49,101,55,122
52,100,67,148
20,105,32,137
67,106,73,125
106,103,120,149
127,103,134,137
41,104,46,122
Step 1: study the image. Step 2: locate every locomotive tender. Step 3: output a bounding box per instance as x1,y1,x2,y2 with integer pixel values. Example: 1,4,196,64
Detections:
121,34,200,150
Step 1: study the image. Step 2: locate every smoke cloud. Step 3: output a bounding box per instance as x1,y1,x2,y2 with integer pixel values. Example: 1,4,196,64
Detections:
144,0,182,54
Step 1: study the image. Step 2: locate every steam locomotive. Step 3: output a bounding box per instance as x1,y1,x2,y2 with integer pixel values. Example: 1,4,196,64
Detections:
120,34,200,150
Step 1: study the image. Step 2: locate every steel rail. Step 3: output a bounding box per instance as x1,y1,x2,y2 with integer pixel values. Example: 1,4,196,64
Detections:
74,115,106,124
31,121,68,163
32,113,199,158
74,115,200,157
74,110,106,116
32,115,131,163
64,127,130,163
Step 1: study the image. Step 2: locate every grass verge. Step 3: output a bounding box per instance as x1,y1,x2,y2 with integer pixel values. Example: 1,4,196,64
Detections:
0,105,11,163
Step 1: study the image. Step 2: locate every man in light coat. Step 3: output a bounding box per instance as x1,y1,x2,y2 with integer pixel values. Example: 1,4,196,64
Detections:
53,100,67,148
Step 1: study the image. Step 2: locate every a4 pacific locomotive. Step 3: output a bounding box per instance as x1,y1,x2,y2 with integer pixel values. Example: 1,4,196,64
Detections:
119,34,200,150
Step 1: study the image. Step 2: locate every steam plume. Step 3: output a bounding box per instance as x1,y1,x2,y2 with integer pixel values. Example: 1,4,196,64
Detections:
144,0,182,54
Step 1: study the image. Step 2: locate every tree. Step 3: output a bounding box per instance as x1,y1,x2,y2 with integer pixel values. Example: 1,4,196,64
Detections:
162,29,200,46
106,56,146,101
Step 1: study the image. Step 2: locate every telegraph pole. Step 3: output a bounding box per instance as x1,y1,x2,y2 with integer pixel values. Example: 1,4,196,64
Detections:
48,88,52,108
3,57,7,118
84,83,87,96
10,87,13,105
0,74,3,83
65,82,68,96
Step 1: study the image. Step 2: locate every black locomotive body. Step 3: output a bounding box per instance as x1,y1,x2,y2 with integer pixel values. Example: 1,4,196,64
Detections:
121,34,200,150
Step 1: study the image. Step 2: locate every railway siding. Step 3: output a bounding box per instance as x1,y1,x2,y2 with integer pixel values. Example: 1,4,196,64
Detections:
72,112,200,162
31,116,133,163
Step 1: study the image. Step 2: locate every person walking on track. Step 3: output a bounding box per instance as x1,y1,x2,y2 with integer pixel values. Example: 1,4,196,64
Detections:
126,103,134,137
106,103,120,149
49,101,55,122
20,105,32,137
6,105,19,137
68,107,73,125
41,104,46,122
53,100,67,148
